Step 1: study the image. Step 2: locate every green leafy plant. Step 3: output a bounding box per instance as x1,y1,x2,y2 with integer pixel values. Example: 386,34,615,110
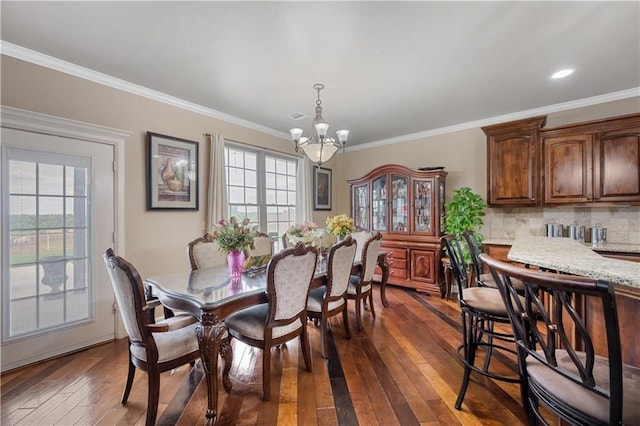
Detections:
444,187,487,264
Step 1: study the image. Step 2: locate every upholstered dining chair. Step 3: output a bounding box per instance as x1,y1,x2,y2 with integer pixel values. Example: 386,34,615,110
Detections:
224,243,318,400
247,232,273,258
187,233,227,270
483,254,640,426
347,232,382,332
350,228,372,266
307,236,358,358
462,230,524,293
103,248,201,426
441,234,520,410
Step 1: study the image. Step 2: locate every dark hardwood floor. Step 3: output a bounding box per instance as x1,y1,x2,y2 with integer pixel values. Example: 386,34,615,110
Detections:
1,285,527,425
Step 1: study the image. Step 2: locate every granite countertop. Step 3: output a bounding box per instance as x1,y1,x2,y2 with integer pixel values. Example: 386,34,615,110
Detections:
507,236,640,288
483,238,640,254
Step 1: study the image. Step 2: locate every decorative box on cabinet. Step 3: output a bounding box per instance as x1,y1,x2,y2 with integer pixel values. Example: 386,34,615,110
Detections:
483,116,546,206
348,164,447,295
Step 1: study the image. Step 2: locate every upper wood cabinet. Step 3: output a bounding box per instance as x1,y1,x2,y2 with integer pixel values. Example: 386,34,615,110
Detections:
542,114,640,205
483,116,546,206
485,113,640,207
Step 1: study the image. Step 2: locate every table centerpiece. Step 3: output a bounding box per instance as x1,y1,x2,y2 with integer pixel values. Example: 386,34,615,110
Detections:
210,216,257,278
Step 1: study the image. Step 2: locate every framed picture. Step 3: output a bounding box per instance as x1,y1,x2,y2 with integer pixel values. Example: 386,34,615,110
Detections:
147,132,199,210
313,167,332,210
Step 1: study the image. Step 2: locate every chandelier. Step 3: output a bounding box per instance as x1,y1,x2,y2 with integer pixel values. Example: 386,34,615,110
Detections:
289,83,349,166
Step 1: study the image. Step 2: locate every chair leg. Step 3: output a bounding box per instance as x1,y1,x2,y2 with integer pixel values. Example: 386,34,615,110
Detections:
481,319,494,373
300,324,313,372
121,356,136,404
146,370,160,426
342,306,351,340
455,313,477,410
368,290,376,319
320,316,329,358
354,296,363,332
262,345,271,401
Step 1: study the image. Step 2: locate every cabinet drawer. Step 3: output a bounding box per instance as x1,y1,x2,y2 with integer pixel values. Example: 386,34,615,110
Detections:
387,257,407,270
382,247,407,260
388,267,407,280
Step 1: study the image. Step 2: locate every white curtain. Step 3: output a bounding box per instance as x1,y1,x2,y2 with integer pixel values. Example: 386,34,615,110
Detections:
296,156,314,224
206,133,228,233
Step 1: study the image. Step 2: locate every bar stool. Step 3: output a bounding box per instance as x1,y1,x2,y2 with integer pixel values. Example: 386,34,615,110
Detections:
441,234,520,409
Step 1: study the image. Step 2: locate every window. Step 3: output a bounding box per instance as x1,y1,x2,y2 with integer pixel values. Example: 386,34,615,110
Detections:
224,144,298,248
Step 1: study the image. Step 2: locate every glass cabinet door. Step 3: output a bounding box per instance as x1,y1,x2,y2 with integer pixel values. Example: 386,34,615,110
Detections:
413,179,433,234
371,175,387,232
352,183,369,230
391,175,408,232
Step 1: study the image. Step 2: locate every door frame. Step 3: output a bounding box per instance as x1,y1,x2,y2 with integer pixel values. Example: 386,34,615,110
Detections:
1,106,130,341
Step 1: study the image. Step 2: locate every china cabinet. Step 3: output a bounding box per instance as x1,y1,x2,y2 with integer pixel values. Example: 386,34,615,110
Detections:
348,164,447,295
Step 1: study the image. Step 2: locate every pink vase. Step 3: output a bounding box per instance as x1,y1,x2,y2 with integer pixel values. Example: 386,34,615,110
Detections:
227,250,245,279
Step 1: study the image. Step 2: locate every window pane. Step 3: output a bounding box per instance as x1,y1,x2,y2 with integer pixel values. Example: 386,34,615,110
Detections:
228,167,244,186
228,187,244,204
10,195,36,229
9,230,37,266
65,166,87,196
265,189,276,204
227,149,244,168
265,156,275,173
10,161,36,194
245,153,257,170
39,197,64,228
276,174,286,190
39,164,64,196
245,169,257,188
287,176,296,191
276,190,287,205
287,160,297,175
67,287,89,322
275,158,287,174
10,298,37,335
265,172,275,189
246,188,257,204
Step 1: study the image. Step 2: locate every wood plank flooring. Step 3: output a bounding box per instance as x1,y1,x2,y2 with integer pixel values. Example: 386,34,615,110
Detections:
1,285,527,425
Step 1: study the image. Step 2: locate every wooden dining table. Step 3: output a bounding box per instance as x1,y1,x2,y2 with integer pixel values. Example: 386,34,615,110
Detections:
144,252,389,425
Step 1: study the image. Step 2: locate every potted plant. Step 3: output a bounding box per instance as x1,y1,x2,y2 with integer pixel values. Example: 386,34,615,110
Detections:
444,187,487,264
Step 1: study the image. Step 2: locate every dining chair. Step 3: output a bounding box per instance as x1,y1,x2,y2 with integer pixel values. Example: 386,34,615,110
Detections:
187,233,227,270
483,254,640,426
103,248,201,426
350,228,372,266
247,232,273,258
441,234,520,410
307,236,357,358
347,231,382,332
462,230,524,293
224,243,318,400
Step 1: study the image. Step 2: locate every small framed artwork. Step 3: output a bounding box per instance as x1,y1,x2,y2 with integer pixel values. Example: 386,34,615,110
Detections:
147,132,199,210
313,167,332,211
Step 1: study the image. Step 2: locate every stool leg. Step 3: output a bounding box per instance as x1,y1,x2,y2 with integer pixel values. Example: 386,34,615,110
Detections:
455,311,477,410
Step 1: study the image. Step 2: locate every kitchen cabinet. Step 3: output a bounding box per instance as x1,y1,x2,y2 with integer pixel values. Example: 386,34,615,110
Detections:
483,116,546,206
542,114,640,205
348,164,447,295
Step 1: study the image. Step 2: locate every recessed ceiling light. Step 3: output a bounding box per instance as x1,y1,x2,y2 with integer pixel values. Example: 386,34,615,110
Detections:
551,69,574,79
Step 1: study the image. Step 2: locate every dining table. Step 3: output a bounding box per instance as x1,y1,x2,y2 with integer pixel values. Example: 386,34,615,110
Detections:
144,251,389,425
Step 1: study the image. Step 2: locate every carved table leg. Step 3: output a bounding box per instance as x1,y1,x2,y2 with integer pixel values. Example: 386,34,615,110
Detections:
219,333,233,393
378,254,390,308
196,312,227,425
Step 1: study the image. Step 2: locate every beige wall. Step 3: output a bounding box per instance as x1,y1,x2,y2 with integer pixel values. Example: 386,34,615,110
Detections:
2,55,639,277
1,56,293,276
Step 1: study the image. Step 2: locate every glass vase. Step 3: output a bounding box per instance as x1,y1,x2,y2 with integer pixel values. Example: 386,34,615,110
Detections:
227,250,245,279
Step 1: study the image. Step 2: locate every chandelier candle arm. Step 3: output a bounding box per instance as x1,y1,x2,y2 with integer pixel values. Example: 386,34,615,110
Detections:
289,83,349,166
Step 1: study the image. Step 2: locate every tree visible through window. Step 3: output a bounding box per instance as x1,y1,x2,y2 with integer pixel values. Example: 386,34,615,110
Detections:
224,145,298,250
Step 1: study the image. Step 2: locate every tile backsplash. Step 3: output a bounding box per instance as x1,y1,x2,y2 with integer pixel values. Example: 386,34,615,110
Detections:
483,206,640,244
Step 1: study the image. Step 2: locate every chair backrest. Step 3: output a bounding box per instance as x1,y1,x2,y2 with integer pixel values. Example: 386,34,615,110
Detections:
187,233,227,270
267,243,317,325
482,254,623,425
462,231,484,286
350,228,372,263
103,248,148,345
248,232,273,257
326,236,358,299
316,228,336,249
441,234,469,297
360,232,382,282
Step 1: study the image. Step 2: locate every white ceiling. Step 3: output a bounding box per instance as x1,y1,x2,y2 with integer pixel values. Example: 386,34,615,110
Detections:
1,2,639,148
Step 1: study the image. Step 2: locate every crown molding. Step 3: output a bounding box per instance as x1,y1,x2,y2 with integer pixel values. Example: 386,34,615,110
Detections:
347,87,640,152
1,41,290,140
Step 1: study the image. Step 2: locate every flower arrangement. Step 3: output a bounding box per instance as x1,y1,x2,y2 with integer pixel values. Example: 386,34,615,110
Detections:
286,221,321,246
326,214,355,239
210,217,257,253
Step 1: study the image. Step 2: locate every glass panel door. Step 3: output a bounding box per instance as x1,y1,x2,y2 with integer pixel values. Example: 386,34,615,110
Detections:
352,183,369,230
414,179,433,234
371,175,387,232
391,175,408,232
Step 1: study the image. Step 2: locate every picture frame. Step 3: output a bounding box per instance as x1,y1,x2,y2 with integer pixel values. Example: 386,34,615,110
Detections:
147,132,199,210
313,167,332,211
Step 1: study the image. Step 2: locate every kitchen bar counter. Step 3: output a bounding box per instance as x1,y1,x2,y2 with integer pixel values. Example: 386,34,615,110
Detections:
507,237,640,288
484,238,640,254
